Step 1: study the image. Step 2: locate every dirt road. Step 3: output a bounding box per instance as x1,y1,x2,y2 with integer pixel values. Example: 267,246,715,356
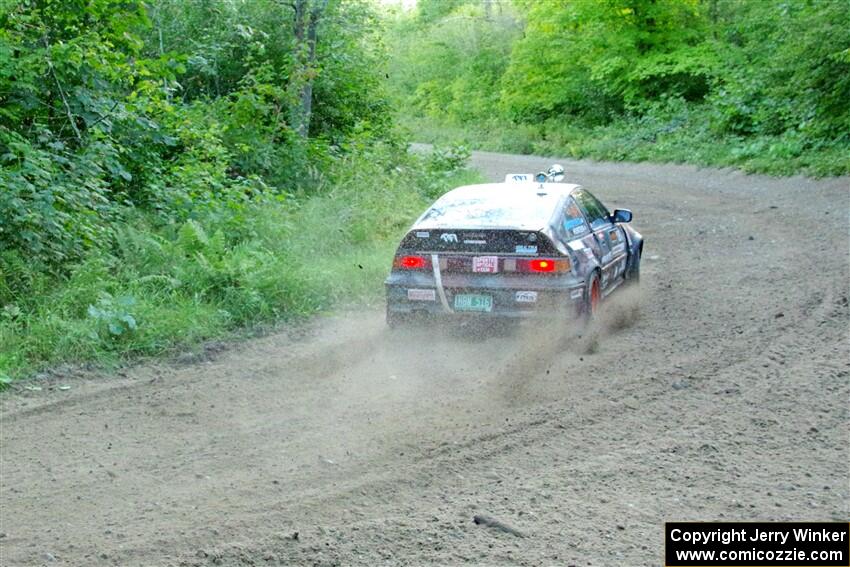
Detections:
1,151,848,566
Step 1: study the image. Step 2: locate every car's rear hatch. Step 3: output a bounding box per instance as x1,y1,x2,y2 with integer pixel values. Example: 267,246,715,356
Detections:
388,229,577,315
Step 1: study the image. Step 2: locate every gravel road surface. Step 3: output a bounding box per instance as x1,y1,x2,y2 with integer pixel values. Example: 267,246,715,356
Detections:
1,151,848,566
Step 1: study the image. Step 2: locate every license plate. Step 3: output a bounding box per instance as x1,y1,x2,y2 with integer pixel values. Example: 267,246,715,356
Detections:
472,256,499,273
453,294,493,312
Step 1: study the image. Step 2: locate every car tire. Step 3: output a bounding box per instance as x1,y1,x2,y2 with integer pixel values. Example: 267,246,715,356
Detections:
627,247,641,285
581,270,602,324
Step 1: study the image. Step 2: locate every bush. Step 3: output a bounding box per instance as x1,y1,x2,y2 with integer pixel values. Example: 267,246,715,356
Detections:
387,0,850,177
400,105,849,178
0,140,481,382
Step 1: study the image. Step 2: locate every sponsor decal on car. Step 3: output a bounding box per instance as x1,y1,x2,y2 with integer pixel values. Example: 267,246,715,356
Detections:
564,217,584,230
614,258,626,276
472,256,499,273
407,289,436,301
440,233,458,243
515,291,538,303
415,231,430,238
515,244,538,254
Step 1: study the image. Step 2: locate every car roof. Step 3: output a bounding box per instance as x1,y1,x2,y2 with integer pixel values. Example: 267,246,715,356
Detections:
412,182,580,231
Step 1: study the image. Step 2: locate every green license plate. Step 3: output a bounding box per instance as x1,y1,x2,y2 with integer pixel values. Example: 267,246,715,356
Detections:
453,294,493,312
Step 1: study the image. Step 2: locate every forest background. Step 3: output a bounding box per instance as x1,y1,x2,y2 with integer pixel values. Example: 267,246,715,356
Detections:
1,0,847,383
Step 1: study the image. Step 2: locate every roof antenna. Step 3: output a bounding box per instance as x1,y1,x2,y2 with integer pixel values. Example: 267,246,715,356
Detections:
534,164,565,186
548,164,565,182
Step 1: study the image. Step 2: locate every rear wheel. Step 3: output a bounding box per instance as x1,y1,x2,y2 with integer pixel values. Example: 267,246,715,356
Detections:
627,246,642,285
581,270,601,324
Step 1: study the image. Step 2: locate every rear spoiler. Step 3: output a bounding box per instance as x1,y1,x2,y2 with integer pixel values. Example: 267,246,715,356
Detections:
398,229,560,255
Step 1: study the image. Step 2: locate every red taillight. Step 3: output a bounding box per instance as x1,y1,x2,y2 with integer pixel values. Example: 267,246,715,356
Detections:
393,255,431,270
516,258,570,273
529,259,554,272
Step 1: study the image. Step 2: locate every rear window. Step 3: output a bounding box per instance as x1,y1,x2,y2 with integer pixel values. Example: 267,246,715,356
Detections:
419,194,555,229
399,229,559,254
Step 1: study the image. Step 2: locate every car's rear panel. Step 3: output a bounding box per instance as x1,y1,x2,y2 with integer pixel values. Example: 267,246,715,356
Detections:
386,229,585,319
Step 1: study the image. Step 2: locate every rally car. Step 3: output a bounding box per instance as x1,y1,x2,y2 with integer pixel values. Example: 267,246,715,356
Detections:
384,166,643,327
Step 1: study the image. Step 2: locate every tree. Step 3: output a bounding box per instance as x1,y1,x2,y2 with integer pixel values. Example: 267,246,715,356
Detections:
288,0,329,138
501,0,712,122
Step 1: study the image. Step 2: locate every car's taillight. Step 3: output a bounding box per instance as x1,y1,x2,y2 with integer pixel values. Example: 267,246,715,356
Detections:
516,258,570,273
530,259,555,272
393,255,431,270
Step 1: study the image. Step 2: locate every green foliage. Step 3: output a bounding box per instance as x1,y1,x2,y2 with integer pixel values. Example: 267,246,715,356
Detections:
87,294,138,338
388,0,850,175
147,0,391,139
706,0,850,141
387,1,520,124
401,105,850,177
0,139,479,380
0,0,396,266
0,0,483,382
502,0,712,122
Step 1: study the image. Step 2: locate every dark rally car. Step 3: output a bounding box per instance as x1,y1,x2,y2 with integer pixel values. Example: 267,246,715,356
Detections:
385,168,643,326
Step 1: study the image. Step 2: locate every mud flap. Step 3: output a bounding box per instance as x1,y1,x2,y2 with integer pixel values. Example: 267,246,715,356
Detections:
431,254,453,313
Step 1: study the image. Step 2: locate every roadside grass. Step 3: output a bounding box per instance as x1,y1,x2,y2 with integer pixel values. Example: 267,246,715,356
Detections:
401,112,850,178
0,151,483,384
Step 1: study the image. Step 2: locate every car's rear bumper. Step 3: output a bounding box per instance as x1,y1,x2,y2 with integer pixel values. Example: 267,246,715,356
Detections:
385,277,585,319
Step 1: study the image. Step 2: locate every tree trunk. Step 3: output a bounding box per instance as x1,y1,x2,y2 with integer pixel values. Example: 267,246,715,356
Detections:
289,0,327,138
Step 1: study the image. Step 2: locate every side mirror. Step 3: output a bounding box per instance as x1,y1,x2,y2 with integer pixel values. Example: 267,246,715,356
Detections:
612,209,632,223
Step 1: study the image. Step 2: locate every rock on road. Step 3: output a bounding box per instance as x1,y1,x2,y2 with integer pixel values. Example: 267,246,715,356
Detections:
1,151,848,566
